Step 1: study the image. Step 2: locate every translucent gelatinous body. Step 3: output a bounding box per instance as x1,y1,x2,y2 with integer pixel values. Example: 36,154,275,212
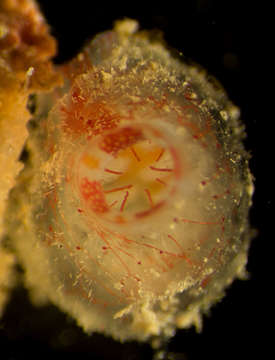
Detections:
6,20,253,342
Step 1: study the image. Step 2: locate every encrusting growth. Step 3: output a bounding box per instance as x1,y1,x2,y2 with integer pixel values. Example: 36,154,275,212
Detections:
0,0,61,314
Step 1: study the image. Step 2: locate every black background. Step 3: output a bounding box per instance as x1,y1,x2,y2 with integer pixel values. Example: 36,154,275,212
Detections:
1,1,270,359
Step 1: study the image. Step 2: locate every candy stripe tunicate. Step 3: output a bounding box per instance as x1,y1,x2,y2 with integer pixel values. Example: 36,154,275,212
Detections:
6,20,253,342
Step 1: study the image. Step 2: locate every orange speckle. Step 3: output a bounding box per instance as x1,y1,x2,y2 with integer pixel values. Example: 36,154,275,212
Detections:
80,177,109,213
99,127,143,154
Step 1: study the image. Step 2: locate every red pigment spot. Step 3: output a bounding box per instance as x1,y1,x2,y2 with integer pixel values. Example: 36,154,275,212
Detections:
155,177,167,186
109,200,118,208
201,275,212,288
145,189,154,207
99,127,143,155
156,148,165,162
80,177,109,213
130,146,141,161
120,191,129,212
104,168,124,175
150,166,173,172
104,184,133,194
